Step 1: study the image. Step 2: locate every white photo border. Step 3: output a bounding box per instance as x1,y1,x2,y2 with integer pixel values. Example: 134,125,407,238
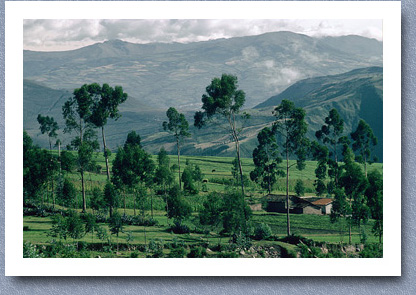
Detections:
5,1,401,276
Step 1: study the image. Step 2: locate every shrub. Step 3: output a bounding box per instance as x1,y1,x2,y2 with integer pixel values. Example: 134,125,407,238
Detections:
187,246,207,258
170,220,190,234
23,241,43,258
168,247,187,258
130,252,139,258
253,223,273,240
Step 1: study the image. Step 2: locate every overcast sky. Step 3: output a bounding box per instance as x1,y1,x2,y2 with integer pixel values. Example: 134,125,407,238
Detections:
24,19,382,51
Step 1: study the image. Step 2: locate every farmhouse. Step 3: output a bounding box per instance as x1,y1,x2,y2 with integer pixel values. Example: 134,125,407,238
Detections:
264,194,333,215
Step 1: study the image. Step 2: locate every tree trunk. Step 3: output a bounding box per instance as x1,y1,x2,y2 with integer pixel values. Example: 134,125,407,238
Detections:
177,137,181,190
102,126,111,181
234,137,245,196
81,170,86,213
151,194,154,219
286,150,291,236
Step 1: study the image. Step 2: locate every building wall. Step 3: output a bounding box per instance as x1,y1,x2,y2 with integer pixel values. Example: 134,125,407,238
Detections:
303,206,322,215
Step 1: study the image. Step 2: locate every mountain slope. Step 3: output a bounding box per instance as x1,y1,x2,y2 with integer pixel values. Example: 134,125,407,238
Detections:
255,67,383,161
24,32,382,110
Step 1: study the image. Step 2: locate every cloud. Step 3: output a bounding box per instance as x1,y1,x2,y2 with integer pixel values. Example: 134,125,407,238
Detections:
24,19,382,51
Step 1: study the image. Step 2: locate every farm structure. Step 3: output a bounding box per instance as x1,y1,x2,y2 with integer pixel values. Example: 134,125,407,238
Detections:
263,194,333,215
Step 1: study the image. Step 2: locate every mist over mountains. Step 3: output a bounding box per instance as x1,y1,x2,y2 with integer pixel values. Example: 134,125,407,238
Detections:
24,31,383,160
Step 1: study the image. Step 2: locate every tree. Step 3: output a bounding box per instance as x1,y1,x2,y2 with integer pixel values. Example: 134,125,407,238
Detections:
351,119,378,177
221,191,252,235
90,186,106,214
250,127,284,194
272,99,309,236
181,165,198,194
163,107,190,190
108,211,123,251
23,131,57,203
62,84,99,212
37,114,59,151
88,83,128,181
104,181,119,218
365,170,383,243
310,141,329,196
194,74,249,195
166,185,192,224
295,179,305,197
199,192,223,229
333,147,369,244
315,108,349,191
56,178,77,208
154,147,174,194
112,131,155,215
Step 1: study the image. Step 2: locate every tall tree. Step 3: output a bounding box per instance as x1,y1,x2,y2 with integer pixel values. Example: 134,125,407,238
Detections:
310,141,329,196
334,147,369,244
365,170,383,243
315,108,348,191
250,127,284,194
194,73,249,195
351,119,378,177
163,107,190,190
89,83,128,181
112,131,155,216
272,99,309,236
62,84,99,212
37,114,59,151
36,114,59,207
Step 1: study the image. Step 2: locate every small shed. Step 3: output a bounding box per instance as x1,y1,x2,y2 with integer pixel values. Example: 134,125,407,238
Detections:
311,198,333,215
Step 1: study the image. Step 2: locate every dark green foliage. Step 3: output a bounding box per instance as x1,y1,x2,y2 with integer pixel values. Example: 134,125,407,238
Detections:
250,127,284,194
90,187,106,212
294,179,305,197
366,170,383,242
216,252,239,258
23,131,58,201
83,213,96,235
168,247,187,258
108,211,123,237
56,178,77,208
163,107,190,190
181,165,198,194
104,182,119,217
37,114,59,150
221,191,252,235
147,239,165,258
194,74,249,195
112,135,155,189
166,185,192,223
187,246,207,258
23,241,44,258
351,119,378,176
272,99,309,235
124,130,141,149
359,243,383,258
66,210,85,240
60,150,76,173
253,223,273,240
199,192,223,227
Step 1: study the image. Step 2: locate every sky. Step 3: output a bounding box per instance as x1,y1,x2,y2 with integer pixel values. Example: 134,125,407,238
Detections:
24,19,383,52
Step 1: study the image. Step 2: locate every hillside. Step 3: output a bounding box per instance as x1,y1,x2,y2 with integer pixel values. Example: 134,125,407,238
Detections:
24,66,383,162
24,31,382,110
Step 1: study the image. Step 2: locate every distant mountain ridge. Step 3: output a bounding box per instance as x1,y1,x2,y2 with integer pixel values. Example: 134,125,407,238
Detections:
24,31,382,110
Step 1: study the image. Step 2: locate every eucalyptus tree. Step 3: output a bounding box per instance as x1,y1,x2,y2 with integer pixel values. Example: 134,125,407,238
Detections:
87,83,128,181
37,114,59,206
250,127,284,194
194,74,250,195
112,131,155,216
37,114,59,151
163,107,190,190
272,99,309,236
62,84,99,212
315,108,349,191
350,119,378,177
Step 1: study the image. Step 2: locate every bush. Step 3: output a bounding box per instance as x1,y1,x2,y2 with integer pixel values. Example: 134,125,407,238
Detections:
130,252,139,258
23,241,43,258
253,223,273,240
170,220,190,234
187,246,207,258
359,243,383,258
168,247,187,258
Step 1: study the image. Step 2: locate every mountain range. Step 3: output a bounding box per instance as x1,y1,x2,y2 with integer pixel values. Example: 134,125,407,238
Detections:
23,31,383,161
